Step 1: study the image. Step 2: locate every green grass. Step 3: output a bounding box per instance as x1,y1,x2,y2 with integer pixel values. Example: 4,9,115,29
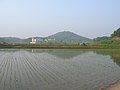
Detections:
0,44,120,49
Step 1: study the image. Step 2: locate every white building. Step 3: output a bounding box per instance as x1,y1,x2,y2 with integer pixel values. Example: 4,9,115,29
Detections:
30,37,37,44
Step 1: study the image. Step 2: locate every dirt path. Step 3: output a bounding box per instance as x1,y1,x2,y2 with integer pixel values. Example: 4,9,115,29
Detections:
101,80,120,90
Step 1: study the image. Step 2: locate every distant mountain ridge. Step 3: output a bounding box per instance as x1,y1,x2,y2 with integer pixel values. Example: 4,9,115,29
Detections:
0,31,92,44
0,37,23,43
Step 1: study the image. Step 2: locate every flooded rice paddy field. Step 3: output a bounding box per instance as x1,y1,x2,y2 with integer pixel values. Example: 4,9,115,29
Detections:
0,49,120,90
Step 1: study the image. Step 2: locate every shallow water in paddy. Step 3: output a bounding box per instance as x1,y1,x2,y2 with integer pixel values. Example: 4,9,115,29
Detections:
0,49,120,90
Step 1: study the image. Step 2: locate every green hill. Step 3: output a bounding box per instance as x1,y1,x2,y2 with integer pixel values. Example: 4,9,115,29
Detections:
47,31,92,43
0,37,23,44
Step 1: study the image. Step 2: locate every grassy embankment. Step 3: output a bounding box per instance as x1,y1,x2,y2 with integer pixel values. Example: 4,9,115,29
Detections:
0,43,120,49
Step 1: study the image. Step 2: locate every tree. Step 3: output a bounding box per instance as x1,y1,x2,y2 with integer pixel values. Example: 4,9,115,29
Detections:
94,36,110,41
111,28,120,37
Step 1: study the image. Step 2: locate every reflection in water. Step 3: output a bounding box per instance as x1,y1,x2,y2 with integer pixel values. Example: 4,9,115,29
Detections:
0,49,120,90
0,49,120,67
28,49,120,66
93,50,120,66
28,49,87,59
47,50,87,59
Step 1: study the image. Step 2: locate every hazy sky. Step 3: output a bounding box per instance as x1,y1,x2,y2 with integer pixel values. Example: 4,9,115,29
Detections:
0,0,120,39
